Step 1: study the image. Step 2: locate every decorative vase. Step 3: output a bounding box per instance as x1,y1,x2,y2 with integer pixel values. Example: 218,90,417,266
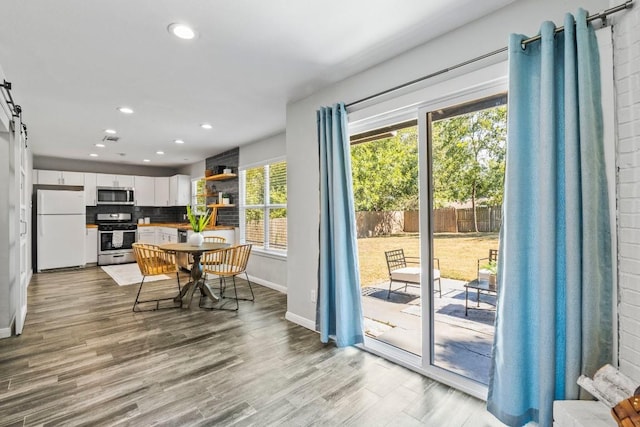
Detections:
188,232,204,246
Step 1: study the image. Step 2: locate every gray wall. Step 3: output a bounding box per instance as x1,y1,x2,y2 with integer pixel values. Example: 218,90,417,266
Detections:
285,0,612,327
239,134,287,292
34,155,178,177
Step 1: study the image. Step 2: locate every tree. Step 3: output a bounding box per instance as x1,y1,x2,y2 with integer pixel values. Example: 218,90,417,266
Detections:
432,106,507,232
350,127,419,212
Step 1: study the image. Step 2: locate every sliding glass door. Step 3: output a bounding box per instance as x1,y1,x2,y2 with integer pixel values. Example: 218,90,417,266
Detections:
425,94,506,385
351,92,507,393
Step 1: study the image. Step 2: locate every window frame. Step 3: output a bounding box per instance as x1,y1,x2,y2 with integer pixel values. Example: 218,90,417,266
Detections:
191,177,207,215
239,158,287,256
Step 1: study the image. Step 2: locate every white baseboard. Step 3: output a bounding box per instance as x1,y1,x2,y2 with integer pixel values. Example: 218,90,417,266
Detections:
247,275,287,294
285,311,316,331
0,314,14,339
0,327,11,339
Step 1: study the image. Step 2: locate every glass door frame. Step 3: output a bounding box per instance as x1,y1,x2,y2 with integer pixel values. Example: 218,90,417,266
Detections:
353,72,509,401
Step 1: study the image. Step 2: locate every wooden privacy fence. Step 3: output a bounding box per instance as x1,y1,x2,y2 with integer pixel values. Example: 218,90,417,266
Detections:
357,206,502,236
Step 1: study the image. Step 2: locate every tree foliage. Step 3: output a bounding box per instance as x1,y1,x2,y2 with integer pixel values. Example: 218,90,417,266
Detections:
432,106,507,230
244,161,287,221
350,106,506,225
350,127,419,211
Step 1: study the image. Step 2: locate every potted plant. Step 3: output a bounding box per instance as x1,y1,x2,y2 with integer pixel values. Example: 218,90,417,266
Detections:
221,193,230,205
186,205,213,246
480,260,498,287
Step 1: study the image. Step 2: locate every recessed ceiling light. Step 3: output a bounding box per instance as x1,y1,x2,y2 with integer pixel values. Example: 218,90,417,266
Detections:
105,129,117,134
118,106,134,114
168,23,196,40
156,151,165,155
89,153,98,157
95,143,105,148
143,159,150,163
200,123,212,130
174,139,185,144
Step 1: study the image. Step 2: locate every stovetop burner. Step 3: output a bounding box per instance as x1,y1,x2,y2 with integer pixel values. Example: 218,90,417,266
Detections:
96,213,137,231
98,223,137,231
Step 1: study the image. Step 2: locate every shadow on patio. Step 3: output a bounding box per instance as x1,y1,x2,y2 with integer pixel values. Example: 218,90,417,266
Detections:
361,278,496,384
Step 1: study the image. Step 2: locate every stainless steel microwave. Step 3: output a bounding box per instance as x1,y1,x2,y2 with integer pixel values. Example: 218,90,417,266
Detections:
96,187,135,205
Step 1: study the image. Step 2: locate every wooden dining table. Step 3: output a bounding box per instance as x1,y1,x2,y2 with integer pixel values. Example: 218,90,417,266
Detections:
157,242,228,308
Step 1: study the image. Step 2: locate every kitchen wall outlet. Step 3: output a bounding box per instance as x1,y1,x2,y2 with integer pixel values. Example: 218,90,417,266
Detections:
310,290,317,303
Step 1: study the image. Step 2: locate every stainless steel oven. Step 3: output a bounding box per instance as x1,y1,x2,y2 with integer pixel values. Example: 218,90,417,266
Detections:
97,213,137,265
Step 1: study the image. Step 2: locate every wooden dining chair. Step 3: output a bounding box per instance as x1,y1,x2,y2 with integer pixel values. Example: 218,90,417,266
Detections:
131,243,181,312
200,244,253,311
190,236,227,270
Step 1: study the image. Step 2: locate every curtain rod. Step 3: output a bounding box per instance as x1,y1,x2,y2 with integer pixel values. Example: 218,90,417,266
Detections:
346,0,633,109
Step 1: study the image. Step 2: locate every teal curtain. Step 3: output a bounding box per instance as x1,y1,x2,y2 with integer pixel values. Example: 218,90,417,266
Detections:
316,102,364,347
487,10,612,427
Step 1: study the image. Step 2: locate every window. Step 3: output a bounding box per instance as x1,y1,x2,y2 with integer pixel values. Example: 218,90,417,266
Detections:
191,178,207,214
240,160,287,253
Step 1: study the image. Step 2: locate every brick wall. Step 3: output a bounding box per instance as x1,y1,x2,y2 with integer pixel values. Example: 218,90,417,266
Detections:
613,7,640,383
205,148,239,227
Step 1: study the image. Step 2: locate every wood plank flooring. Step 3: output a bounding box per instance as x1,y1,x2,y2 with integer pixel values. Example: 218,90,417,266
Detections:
0,266,504,426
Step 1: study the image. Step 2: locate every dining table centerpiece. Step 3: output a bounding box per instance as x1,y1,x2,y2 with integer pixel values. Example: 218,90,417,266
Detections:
186,205,213,246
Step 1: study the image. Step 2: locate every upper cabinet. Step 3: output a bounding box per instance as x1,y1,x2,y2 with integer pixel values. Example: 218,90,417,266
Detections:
96,173,134,188
36,170,84,186
169,174,190,206
84,173,97,206
134,176,155,206
154,177,170,207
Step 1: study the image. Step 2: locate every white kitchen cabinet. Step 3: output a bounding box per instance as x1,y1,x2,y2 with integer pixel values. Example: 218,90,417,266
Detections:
37,170,84,186
156,227,177,244
154,177,170,207
84,173,97,206
134,176,155,206
85,227,97,264
169,174,190,206
96,173,134,188
137,227,157,245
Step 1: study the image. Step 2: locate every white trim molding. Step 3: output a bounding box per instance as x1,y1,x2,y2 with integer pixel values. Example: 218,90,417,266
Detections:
247,275,287,294
285,311,316,331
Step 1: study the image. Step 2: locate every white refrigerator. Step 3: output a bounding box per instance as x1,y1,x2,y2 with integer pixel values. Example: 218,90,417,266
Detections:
36,189,85,271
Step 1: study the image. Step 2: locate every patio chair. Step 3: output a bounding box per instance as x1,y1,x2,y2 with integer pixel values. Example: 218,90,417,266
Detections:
384,249,441,299
131,243,181,312
477,249,498,282
464,248,499,316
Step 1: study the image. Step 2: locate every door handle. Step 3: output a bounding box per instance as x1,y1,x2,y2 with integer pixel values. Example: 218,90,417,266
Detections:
113,254,125,258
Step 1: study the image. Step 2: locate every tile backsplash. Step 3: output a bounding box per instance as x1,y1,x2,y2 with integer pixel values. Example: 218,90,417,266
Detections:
86,205,187,224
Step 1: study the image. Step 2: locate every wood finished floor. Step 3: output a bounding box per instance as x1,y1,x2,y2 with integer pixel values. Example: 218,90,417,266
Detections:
0,266,504,426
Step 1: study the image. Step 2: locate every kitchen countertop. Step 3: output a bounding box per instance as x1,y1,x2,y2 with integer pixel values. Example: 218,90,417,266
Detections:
137,223,235,230
85,223,235,230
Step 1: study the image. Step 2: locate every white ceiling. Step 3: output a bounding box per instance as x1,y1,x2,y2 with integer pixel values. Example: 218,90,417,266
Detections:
0,0,514,168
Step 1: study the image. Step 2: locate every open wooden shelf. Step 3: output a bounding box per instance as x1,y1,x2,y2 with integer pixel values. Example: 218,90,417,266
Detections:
205,173,237,181
206,203,236,208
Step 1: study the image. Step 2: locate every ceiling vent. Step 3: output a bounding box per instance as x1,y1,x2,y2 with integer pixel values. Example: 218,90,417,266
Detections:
102,135,120,142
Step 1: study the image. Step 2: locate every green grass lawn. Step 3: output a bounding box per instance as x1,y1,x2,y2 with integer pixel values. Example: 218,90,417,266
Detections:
357,232,499,286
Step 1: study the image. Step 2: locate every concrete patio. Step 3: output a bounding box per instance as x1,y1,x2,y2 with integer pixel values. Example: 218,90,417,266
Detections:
361,278,496,384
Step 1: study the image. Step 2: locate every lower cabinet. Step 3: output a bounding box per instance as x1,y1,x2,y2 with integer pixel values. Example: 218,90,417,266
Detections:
85,228,97,264
137,228,157,245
